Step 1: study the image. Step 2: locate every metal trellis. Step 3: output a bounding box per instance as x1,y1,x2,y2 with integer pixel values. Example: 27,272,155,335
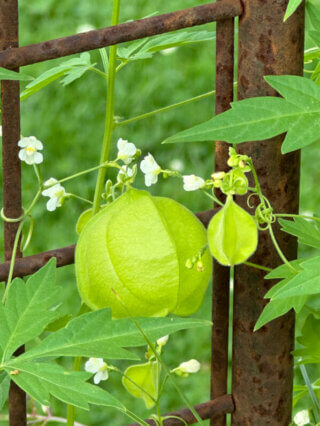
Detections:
0,0,305,424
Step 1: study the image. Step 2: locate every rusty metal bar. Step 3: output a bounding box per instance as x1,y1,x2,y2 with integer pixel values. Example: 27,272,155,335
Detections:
0,210,216,281
210,2,234,426
128,395,234,425
0,0,242,69
0,1,26,425
232,0,305,424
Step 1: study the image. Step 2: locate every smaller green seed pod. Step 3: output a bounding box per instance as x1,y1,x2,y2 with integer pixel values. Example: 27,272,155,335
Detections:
208,195,258,266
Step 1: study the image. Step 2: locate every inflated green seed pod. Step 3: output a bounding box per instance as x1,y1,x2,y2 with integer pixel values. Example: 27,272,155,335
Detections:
75,188,211,318
122,362,158,409
208,195,258,266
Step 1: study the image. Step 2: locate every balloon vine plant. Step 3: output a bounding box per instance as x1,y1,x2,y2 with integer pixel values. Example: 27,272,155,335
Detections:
1,0,320,424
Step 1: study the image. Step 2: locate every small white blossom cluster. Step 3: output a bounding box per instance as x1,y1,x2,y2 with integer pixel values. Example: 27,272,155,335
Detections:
42,178,66,212
85,358,109,384
140,153,162,187
18,136,43,165
117,138,137,165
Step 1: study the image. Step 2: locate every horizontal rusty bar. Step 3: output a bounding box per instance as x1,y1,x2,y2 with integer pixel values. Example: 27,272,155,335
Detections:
128,395,235,425
0,0,242,69
0,209,216,281
0,245,75,281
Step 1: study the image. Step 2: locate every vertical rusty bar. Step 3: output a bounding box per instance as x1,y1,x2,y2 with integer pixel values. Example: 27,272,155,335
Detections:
232,1,305,424
210,6,235,426
0,1,26,425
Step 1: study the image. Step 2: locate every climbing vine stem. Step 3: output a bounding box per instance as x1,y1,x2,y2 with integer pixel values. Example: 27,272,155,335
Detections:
92,0,121,215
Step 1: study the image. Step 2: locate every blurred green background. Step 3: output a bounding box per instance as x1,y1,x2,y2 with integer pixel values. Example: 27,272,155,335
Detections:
0,0,319,424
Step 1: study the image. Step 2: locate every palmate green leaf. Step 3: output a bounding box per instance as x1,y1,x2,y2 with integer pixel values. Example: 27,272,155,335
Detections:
0,259,59,362
255,260,305,330
310,31,320,47
307,0,320,31
0,371,10,410
268,256,320,300
279,218,320,249
0,67,33,81
304,47,320,63
284,0,303,21
117,30,216,61
164,75,320,154
14,309,210,362
20,53,92,100
293,315,320,363
3,361,123,411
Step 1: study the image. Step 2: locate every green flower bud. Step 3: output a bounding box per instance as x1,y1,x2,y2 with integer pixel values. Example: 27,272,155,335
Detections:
221,168,249,196
76,189,211,318
208,196,258,266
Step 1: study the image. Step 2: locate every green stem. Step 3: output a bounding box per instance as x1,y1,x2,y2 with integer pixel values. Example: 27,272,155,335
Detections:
90,66,108,79
118,408,149,426
58,161,118,186
67,357,82,426
203,190,224,206
92,0,121,215
243,261,272,273
68,194,93,205
112,292,205,426
33,164,43,186
268,224,298,273
2,220,25,304
275,213,320,223
115,90,216,128
24,189,42,216
300,363,320,423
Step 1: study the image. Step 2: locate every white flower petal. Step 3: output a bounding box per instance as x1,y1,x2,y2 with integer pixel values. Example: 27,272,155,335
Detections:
294,410,310,426
18,138,30,148
46,198,58,212
93,370,109,385
33,152,43,164
117,138,127,151
183,175,205,191
179,359,201,373
44,178,58,187
18,149,28,162
85,358,105,374
140,153,160,174
157,335,169,346
145,173,158,187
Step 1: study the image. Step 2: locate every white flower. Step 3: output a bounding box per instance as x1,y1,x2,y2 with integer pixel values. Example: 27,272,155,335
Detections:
169,159,184,172
118,165,134,178
117,165,135,184
76,23,95,33
85,358,109,385
140,153,161,187
178,359,201,374
157,335,169,347
42,178,66,212
0,126,2,137
182,175,205,191
117,138,137,164
294,410,310,426
18,136,43,165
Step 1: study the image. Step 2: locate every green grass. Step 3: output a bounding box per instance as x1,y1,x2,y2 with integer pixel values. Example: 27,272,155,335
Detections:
0,0,319,424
